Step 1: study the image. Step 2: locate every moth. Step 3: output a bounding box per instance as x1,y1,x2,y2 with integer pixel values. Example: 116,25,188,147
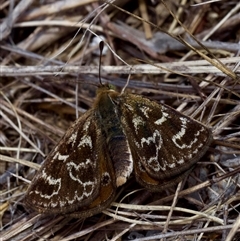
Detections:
25,83,212,218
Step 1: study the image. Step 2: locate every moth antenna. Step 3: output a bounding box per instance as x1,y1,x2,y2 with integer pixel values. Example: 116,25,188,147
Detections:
99,41,104,86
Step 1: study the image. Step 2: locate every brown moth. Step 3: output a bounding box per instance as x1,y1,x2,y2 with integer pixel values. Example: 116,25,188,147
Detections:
25,83,212,218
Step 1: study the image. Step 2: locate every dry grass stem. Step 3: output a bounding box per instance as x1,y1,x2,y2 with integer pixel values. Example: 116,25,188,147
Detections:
1,0,240,240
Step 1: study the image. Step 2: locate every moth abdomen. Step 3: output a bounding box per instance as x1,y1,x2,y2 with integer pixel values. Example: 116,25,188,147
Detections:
107,134,133,187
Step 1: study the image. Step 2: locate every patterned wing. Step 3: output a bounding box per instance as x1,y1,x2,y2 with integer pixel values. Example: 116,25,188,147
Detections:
118,93,212,191
25,109,116,216
68,142,116,218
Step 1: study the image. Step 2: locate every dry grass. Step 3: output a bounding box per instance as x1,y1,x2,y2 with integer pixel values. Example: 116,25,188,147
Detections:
1,0,240,240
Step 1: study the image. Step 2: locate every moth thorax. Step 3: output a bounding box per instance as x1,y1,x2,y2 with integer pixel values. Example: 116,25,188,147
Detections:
107,135,133,187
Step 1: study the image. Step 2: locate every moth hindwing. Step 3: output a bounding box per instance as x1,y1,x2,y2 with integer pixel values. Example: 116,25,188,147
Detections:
25,84,212,218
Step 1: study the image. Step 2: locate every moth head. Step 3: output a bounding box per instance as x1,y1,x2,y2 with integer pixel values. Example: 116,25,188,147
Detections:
96,83,116,94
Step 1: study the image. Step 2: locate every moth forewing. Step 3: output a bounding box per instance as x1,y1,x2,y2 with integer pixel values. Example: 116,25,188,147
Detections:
68,145,116,218
116,93,212,191
25,110,103,214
